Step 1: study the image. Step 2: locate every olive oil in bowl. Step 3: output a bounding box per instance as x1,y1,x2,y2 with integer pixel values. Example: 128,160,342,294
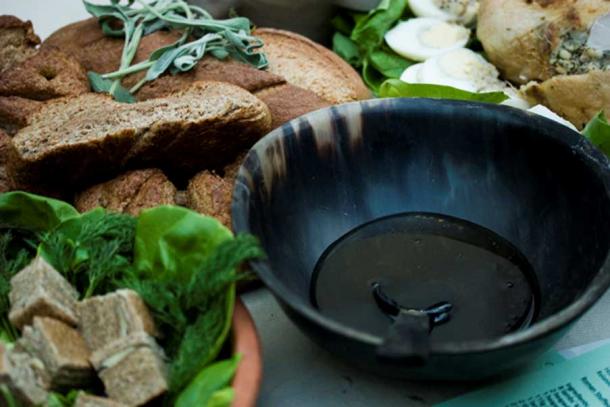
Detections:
311,213,540,345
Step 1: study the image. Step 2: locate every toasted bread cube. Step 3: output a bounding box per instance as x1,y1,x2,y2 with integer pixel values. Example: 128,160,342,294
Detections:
77,289,156,352
98,346,167,406
20,317,92,388
89,332,163,371
74,393,127,407
9,256,78,329
0,344,50,406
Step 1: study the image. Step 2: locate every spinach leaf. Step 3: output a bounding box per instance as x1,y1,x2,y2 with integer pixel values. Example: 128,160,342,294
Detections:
206,387,235,407
350,0,408,54
331,13,355,36
0,191,78,231
368,47,414,79
333,32,362,67
379,79,509,104
174,355,241,407
131,206,232,283
582,111,610,156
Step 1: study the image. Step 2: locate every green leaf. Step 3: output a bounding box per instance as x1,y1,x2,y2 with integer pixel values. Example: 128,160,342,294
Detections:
87,72,135,103
350,0,408,53
0,191,78,231
206,387,235,407
47,390,79,407
175,355,241,407
333,32,362,67
368,47,413,79
362,58,386,95
379,79,509,104
132,206,233,283
331,13,355,36
582,111,610,157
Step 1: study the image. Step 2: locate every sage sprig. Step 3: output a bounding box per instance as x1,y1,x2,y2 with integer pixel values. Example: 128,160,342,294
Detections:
83,0,268,102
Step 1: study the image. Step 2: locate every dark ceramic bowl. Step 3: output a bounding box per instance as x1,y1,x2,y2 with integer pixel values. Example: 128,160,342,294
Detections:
232,98,610,380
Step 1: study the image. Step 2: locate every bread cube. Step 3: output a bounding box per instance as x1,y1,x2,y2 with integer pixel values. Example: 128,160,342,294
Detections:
74,393,127,407
9,256,78,329
77,289,157,352
98,346,167,406
20,317,92,388
0,343,50,406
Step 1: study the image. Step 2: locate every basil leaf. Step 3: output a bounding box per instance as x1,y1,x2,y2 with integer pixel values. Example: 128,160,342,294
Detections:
206,387,235,407
351,0,408,53
379,79,509,103
362,58,386,95
132,206,233,282
0,191,79,231
368,47,413,78
175,355,241,407
582,111,610,156
333,32,362,67
331,13,355,36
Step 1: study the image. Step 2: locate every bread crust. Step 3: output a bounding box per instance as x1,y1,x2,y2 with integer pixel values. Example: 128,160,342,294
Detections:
75,169,177,215
8,81,272,191
0,47,89,100
255,27,371,103
0,15,40,74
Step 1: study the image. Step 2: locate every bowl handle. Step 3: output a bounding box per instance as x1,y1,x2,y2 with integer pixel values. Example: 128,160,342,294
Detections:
375,310,431,366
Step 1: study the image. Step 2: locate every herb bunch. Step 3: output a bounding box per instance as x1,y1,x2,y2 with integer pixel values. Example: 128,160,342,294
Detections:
84,0,268,102
125,233,264,395
38,211,137,299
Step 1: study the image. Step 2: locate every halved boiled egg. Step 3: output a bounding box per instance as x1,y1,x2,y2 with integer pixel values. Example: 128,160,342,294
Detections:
409,0,479,26
418,48,503,92
400,63,424,83
528,105,577,131
385,18,470,62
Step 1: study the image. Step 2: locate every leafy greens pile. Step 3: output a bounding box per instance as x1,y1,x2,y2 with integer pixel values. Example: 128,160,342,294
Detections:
331,0,506,103
0,192,263,406
84,0,268,102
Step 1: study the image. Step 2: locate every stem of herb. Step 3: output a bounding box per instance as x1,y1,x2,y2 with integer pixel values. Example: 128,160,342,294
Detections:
129,77,149,94
102,60,155,79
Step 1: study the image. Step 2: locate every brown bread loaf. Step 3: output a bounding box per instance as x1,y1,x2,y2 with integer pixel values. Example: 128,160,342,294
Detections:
0,16,40,74
75,169,177,216
8,81,272,192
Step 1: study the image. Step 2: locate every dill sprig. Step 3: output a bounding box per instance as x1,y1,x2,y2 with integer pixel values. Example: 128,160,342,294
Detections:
125,233,264,394
39,212,137,299
84,0,268,102
0,231,38,342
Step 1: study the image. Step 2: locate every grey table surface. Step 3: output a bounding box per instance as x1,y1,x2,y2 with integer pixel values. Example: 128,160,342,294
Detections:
242,288,610,407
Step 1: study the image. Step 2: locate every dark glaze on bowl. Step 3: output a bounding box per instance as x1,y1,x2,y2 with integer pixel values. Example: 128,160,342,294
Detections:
232,98,610,380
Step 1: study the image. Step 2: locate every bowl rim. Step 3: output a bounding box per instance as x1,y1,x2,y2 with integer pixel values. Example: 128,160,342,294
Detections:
232,97,610,356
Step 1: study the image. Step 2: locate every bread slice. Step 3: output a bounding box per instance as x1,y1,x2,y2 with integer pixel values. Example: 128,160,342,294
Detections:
186,170,232,228
0,95,42,135
75,169,177,216
8,81,272,190
0,16,40,74
43,19,349,130
254,28,371,104
0,47,89,100
0,130,12,193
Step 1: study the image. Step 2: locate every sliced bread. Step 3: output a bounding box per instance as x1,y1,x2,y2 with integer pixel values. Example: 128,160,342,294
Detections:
8,81,272,191
186,170,232,228
75,169,177,215
0,47,89,100
0,95,42,135
0,16,40,74
254,28,371,104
